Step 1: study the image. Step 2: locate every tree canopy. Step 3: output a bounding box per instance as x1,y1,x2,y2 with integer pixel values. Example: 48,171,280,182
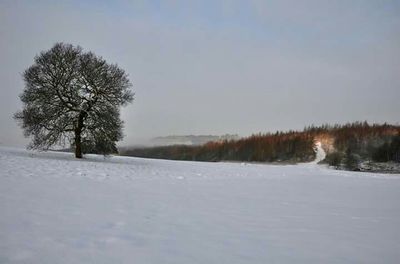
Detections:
15,43,134,158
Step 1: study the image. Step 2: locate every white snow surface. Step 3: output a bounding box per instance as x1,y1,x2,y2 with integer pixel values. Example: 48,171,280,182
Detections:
1,146,400,263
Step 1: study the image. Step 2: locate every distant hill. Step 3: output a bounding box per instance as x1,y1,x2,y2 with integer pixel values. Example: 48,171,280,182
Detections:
150,134,239,146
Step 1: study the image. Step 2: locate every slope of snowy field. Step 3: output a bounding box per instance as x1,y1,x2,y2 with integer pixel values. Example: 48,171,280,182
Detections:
1,146,400,263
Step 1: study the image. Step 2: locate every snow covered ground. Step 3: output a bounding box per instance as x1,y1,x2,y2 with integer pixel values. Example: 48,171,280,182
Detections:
1,146,400,263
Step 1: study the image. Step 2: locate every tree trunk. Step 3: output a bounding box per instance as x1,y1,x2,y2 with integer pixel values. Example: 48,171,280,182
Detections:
75,130,82,158
74,111,85,158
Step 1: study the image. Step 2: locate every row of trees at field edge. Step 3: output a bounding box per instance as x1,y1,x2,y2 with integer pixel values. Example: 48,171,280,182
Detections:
123,122,400,166
124,131,316,162
320,122,400,170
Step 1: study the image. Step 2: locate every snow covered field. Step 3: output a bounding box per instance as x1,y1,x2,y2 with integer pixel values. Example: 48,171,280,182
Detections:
1,146,400,263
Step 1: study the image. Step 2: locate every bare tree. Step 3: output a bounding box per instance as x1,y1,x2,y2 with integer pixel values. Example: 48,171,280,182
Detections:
15,43,133,158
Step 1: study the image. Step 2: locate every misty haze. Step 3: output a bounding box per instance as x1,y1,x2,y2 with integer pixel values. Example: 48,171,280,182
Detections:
1,1,400,263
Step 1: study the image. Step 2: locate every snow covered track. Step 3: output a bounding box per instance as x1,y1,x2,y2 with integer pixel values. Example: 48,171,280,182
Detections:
1,147,400,263
312,141,326,164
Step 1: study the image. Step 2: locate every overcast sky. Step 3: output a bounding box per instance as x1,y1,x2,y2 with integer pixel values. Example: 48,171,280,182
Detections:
1,0,399,147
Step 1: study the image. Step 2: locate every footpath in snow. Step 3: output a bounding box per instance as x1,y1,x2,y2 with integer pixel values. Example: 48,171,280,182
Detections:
0,146,400,263
311,141,326,164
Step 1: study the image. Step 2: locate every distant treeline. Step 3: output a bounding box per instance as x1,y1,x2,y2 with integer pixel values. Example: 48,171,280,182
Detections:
318,122,400,170
123,131,316,162
122,122,400,164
